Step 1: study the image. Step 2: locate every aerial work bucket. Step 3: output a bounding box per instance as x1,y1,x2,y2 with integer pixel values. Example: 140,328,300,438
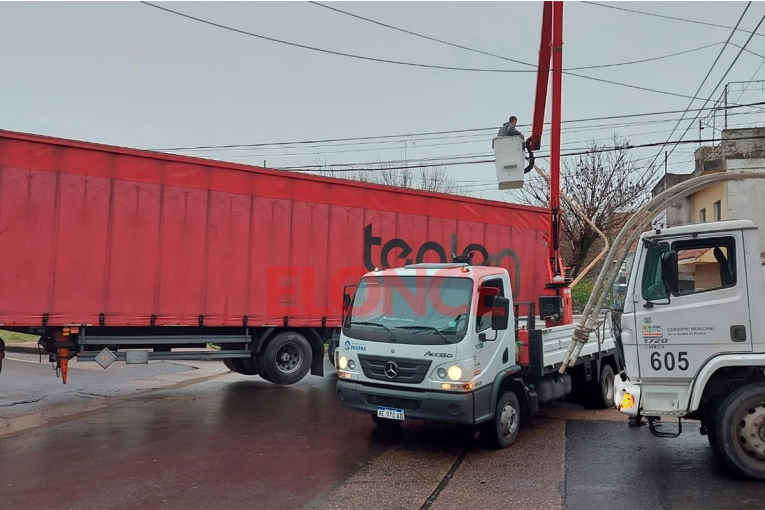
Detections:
493,136,527,190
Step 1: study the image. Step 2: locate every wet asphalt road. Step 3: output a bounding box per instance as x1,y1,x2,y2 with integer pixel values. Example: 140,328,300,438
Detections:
2,357,765,510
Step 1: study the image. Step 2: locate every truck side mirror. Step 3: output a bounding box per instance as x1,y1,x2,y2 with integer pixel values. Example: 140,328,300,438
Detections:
491,296,511,331
660,251,679,295
342,284,357,314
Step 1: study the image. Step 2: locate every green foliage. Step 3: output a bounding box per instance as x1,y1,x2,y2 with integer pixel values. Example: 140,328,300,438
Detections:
0,330,39,343
571,280,594,313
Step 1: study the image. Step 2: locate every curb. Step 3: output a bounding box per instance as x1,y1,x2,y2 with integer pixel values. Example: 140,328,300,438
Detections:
5,344,42,355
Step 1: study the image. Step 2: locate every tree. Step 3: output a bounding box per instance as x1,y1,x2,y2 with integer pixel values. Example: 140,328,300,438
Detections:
512,135,650,280
308,157,468,195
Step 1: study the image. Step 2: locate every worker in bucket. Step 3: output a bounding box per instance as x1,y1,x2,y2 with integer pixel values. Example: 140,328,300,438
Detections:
496,116,534,174
498,115,524,140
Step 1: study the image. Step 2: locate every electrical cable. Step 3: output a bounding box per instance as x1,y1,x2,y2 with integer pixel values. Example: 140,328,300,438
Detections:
154,101,765,152
139,1,710,101
251,119,764,169
643,7,765,186
640,2,753,183
274,134,765,173
582,1,765,38
309,1,725,71
189,123,710,161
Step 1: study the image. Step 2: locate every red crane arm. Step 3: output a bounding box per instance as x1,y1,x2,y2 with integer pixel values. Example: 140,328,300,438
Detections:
530,1,571,326
528,1,553,154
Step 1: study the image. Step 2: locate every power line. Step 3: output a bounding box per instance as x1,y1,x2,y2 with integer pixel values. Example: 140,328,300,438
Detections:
154,101,765,152
137,2,528,74
582,1,765,38
644,6,765,185
201,119,762,162
641,1,752,184
309,1,724,71
305,1,711,101
139,1,708,101
278,135,765,173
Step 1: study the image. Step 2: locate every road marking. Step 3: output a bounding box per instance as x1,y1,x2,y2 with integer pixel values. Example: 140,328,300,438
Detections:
7,357,44,364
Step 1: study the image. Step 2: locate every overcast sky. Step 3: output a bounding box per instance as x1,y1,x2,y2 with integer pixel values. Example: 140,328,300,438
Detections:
1,1,764,201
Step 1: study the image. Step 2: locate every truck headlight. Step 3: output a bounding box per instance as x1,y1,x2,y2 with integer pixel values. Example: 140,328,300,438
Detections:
339,355,348,370
348,359,356,370
447,365,462,381
437,367,447,379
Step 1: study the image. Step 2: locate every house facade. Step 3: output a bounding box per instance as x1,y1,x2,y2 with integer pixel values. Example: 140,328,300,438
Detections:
650,127,765,293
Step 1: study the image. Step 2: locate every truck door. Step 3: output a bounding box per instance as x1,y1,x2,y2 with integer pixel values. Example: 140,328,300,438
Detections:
634,232,752,384
474,278,510,377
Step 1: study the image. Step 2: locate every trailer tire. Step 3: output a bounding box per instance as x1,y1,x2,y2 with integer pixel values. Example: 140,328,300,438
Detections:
224,357,259,376
486,390,521,448
714,382,765,480
260,331,312,385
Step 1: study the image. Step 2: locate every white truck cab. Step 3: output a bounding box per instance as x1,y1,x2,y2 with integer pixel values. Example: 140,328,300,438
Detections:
614,219,765,480
335,262,620,447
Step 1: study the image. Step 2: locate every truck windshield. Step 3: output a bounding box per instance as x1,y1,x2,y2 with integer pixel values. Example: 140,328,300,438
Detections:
343,275,473,345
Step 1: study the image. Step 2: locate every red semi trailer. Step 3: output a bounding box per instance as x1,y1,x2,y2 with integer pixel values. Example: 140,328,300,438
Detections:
0,129,549,385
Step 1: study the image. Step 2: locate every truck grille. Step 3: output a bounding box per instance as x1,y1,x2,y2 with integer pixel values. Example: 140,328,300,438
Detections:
358,354,432,384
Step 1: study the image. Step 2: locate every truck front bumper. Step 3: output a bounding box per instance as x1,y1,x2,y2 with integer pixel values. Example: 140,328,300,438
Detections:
613,372,641,417
336,379,477,425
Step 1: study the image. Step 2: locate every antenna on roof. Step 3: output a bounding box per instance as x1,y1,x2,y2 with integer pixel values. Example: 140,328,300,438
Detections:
451,251,474,266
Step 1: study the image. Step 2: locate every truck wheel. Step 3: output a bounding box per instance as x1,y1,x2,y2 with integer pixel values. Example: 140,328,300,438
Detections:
594,364,616,409
486,390,521,448
705,418,724,463
260,331,312,385
714,382,765,480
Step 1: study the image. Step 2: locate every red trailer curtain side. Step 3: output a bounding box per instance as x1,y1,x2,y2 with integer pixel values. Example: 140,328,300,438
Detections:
0,130,549,329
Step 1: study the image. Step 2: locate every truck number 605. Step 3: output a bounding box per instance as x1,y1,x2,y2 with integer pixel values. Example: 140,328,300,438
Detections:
650,351,689,371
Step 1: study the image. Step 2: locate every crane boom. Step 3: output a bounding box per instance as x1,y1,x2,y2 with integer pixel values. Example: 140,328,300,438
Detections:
530,0,573,327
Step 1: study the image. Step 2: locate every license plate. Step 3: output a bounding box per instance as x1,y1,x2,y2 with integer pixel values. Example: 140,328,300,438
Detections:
377,406,405,420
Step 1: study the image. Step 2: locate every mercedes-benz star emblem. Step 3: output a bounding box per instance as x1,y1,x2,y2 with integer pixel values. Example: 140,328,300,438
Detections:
384,361,398,379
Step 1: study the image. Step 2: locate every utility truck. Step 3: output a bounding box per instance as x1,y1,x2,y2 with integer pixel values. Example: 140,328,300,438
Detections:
337,1,765,483
609,218,765,480
335,0,620,446
334,261,619,446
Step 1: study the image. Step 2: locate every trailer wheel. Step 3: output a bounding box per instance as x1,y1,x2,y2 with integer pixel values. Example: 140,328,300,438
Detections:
260,331,312,385
224,358,259,376
714,382,765,480
486,390,521,448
